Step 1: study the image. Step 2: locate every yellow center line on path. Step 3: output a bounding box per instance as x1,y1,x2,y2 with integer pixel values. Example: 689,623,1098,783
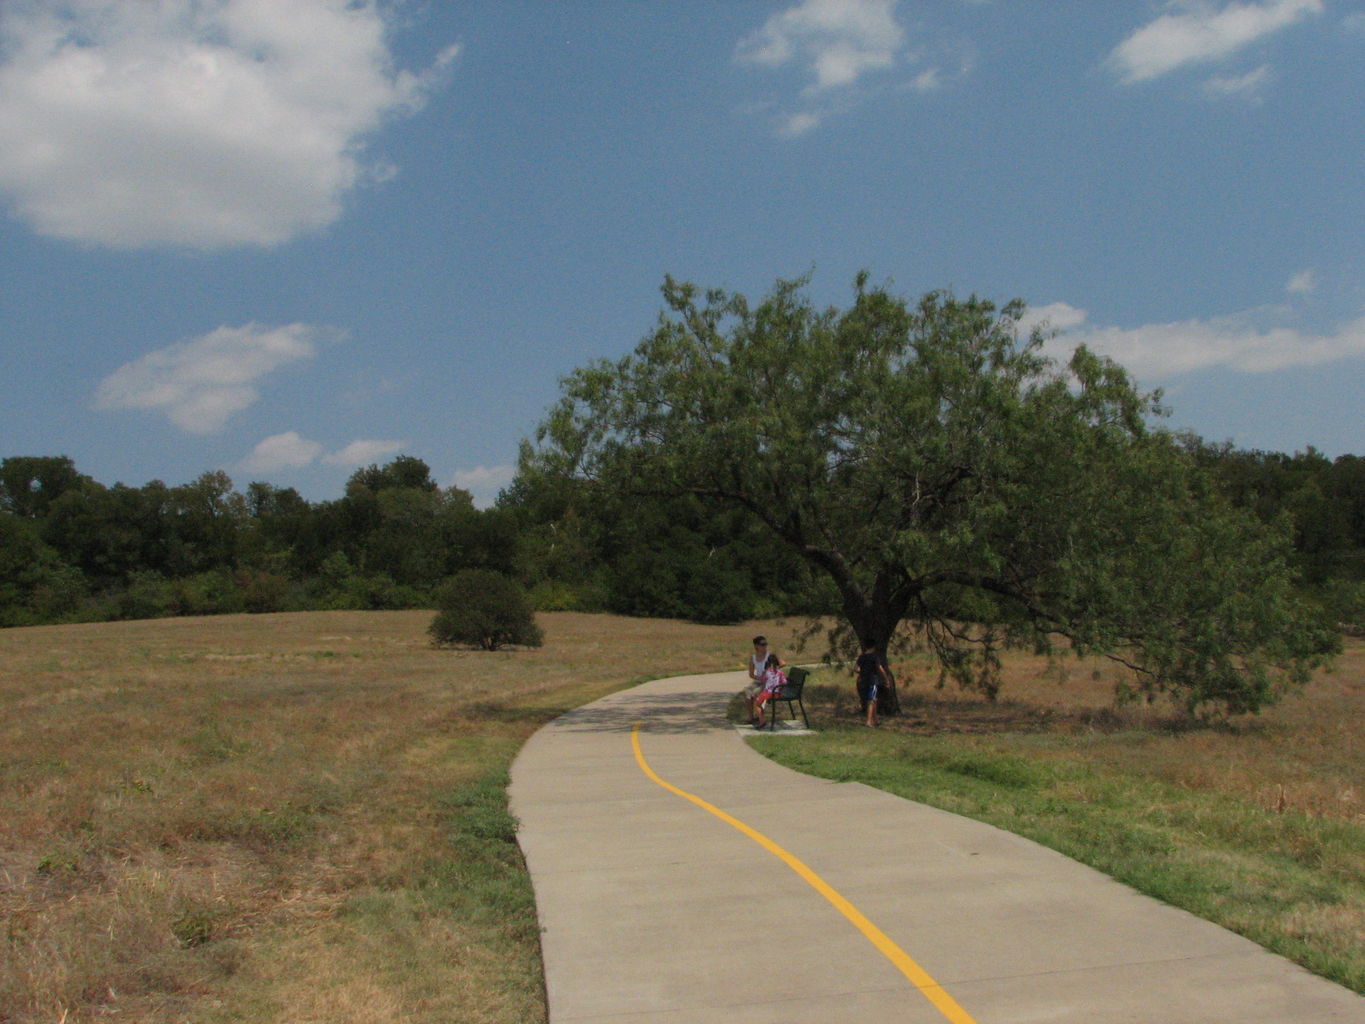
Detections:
631,723,981,1024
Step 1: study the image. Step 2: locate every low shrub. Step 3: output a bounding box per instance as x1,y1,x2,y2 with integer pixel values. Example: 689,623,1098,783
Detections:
430,569,543,650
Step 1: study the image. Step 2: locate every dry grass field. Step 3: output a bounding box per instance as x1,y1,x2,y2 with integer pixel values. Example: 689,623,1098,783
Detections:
0,611,800,1024
864,640,1363,824
2,612,1361,1020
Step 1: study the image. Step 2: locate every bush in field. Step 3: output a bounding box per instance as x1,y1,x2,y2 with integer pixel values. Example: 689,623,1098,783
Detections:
430,569,543,650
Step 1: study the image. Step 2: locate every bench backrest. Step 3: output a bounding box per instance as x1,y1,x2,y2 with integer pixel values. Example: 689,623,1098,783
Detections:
781,666,809,695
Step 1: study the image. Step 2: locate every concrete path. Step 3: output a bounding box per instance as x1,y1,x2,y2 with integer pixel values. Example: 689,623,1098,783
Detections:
508,671,1364,1023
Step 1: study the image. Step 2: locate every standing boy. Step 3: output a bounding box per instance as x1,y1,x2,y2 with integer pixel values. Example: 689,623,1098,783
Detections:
854,644,891,728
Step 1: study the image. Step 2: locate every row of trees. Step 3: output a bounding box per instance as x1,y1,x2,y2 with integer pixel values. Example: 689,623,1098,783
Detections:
0,449,814,630
3,274,1362,713
10,443,1358,628
0,455,517,625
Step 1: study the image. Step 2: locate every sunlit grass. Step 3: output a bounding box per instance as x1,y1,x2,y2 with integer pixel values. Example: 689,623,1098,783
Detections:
0,610,796,1024
5,612,1360,1019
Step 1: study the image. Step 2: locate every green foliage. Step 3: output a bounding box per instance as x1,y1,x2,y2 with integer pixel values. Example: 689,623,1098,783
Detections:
594,497,778,624
348,454,440,494
1,419,1360,670
527,578,605,612
1188,444,1365,634
0,454,523,627
310,551,425,611
504,457,815,624
429,569,544,651
525,271,1337,715
236,568,296,613
0,512,87,625
0,456,89,518
115,570,175,620
169,570,247,617
1320,580,1365,635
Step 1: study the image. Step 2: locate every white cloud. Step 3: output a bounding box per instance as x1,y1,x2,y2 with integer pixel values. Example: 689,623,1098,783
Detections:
911,68,942,92
94,322,335,432
781,110,824,136
737,0,909,134
240,431,323,473
323,439,405,468
451,464,516,509
1202,62,1271,101
1286,268,1317,294
735,1,975,134
0,0,459,249
1017,301,1091,337
737,0,906,93
1038,305,1365,378
1108,0,1322,84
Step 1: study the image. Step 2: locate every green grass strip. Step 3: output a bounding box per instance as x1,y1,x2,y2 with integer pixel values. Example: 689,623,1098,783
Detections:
752,728,1365,995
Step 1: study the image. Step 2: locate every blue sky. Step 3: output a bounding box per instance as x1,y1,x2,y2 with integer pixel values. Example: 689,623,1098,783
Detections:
1,1,1362,507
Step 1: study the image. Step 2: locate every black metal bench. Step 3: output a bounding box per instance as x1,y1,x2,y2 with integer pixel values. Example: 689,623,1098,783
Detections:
762,666,809,730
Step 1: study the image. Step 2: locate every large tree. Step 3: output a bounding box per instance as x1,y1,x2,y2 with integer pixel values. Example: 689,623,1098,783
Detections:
525,272,1337,715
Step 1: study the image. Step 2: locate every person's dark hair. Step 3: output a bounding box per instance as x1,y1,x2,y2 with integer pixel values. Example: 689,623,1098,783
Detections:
766,653,780,670
753,635,767,646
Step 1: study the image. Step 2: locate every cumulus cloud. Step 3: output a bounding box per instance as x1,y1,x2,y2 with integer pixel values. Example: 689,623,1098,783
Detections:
451,464,515,509
240,430,323,473
1107,0,1321,84
0,0,459,249
738,0,929,134
736,1,977,135
323,439,405,468
94,322,337,432
737,0,906,93
1036,303,1365,378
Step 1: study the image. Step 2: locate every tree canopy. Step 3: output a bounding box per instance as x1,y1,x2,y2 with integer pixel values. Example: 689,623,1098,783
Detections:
526,272,1339,715
429,568,543,650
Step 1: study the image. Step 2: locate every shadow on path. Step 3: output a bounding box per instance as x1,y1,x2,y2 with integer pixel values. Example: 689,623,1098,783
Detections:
552,688,732,735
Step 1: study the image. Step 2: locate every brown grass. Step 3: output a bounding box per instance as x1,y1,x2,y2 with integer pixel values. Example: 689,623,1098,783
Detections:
0,611,801,1024
4,613,1360,1020
865,640,1364,824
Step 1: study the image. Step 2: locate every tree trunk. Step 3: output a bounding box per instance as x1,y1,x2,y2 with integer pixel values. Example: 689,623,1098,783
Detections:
846,593,904,717
873,639,901,716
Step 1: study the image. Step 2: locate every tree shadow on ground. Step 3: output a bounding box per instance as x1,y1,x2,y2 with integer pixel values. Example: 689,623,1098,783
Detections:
806,685,1256,737
543,690,732,735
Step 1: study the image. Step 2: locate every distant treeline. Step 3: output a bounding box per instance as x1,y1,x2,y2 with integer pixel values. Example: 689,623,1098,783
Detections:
0,453,812,628
2,444,1362,630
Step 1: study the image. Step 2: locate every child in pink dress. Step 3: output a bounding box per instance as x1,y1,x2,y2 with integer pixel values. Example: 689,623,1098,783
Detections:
752,654,787,729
